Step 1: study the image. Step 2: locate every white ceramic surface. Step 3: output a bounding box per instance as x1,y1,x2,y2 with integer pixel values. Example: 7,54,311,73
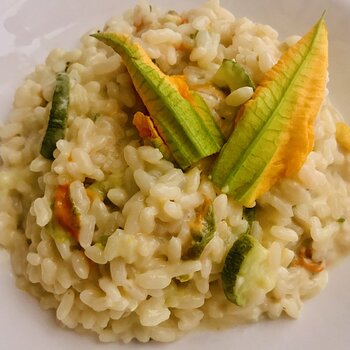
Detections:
0,1,350,349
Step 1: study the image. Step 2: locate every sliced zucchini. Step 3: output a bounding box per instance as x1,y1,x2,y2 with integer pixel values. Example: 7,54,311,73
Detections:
221,233,273,306
212,59,255,92
87,173,123,200
243,206,256,234
40,73,70,159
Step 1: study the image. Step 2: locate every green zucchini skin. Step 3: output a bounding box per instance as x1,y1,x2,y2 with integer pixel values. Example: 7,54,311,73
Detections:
221,230,274,307
242,206,256,234
213,58,255,92
221,234,254,304
40,73,70,159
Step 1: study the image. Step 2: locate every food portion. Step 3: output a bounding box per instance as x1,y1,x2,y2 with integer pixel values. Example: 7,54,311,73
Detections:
91,31,225,170
0,0,350,343
211,16,328,207
221,233,274,307
40,73,70,160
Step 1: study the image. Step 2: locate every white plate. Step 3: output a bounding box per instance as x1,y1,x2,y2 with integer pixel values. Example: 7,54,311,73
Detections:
0,0,350,349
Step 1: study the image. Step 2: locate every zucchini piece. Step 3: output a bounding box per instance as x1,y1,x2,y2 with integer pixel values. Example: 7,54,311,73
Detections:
183,202,215,259
243,206,256,235
212,59,255,134
212,59,255,92
221,234,273,306
87,173,123,200
40,73,70,159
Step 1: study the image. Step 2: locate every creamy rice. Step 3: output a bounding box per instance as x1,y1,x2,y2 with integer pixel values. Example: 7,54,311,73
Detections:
0,0,350,343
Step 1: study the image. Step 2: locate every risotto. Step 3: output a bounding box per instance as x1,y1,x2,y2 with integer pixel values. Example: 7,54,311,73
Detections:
1,0,350,344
